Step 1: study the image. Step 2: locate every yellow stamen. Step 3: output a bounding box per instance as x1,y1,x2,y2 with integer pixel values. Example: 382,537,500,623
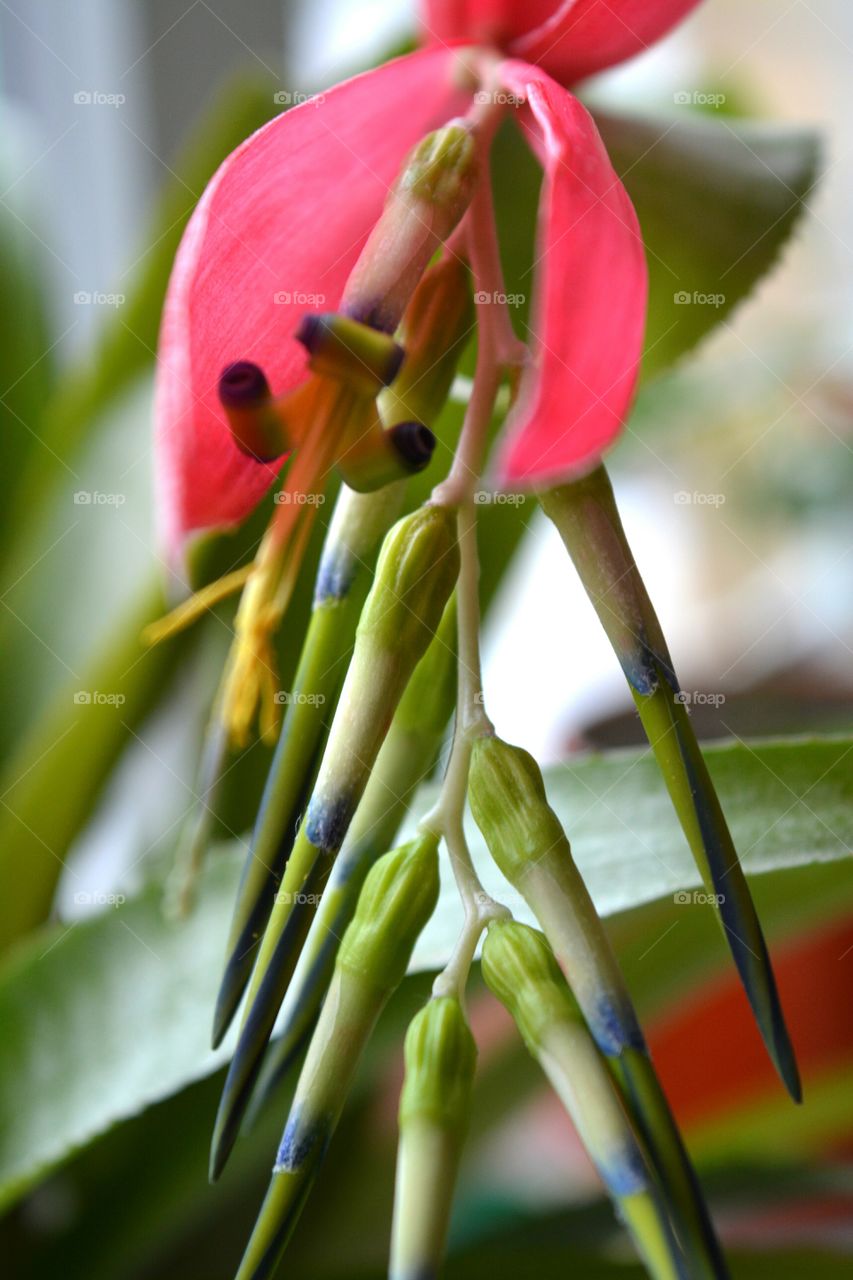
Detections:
142,564,253,646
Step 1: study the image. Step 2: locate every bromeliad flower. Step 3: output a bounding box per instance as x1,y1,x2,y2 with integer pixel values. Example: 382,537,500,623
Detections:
147,3,805,1274
155,45,647,560
420,0,705,87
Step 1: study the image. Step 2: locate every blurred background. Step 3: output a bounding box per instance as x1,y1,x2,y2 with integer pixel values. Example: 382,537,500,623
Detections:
0,2,851,1277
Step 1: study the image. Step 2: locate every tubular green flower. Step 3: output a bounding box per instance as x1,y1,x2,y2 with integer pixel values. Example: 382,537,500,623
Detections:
468,734,727,1279
210,506,459,1179
539,468,800,1105
390,996,477,1280
234,833,440,1280
481,921,681,1280
212,480,406,1047
247,597,458,1114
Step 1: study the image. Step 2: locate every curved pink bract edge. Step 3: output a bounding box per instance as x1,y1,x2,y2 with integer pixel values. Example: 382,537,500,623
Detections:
492,60,647,489
421,0,704,85
155,46,469,565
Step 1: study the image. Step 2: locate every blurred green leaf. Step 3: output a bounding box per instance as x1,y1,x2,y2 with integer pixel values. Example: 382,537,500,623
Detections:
0,582,189,952
0,143,57,555
410,734,853,968
0,735,849,1213
595,110,820,381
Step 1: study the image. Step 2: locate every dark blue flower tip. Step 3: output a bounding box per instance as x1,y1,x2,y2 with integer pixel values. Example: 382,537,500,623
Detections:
219,360,271,408
388,421,436,473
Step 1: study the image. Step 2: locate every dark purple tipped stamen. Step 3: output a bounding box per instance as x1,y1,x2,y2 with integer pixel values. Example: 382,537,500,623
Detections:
388,421,435,473
218,362,284,462
219,360,271,408
295,311,404,392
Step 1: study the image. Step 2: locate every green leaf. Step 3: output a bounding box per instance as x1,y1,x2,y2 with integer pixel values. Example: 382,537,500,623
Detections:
0,582,190,951
409,734,852,969
0,735,849,1212
0,851,239,1212
594,110,820,381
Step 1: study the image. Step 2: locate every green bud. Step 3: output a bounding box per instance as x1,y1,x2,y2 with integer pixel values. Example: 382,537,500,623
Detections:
338,832,440,992
398,121,477,215
400,996,477,1131
468,736,565,885
481,920,578,1052
358,504,459,655
381,257,474,429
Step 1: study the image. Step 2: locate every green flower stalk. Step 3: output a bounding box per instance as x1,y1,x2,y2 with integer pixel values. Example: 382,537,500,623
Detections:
248,597,458,1115
481,921,681,1280
539,469,800,1104
210,505,459,1178
213,255,472,1047
212,480,405,1047
390,996,477,1280
234,833,440,1280
468,734,727,1279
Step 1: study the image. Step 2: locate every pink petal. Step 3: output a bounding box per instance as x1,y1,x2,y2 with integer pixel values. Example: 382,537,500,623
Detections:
421,1,703,84
155,48,468,566
493,61,647,488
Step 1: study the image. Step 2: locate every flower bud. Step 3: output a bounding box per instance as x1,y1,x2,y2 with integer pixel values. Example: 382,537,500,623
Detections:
358,504,459,656
482,922,683,1280
399,995,476,1131
213,520,456,1176
342,122,477,335
338,832,440,993
234,838,439,1280
468,734,643,1057
391,997,476,1280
